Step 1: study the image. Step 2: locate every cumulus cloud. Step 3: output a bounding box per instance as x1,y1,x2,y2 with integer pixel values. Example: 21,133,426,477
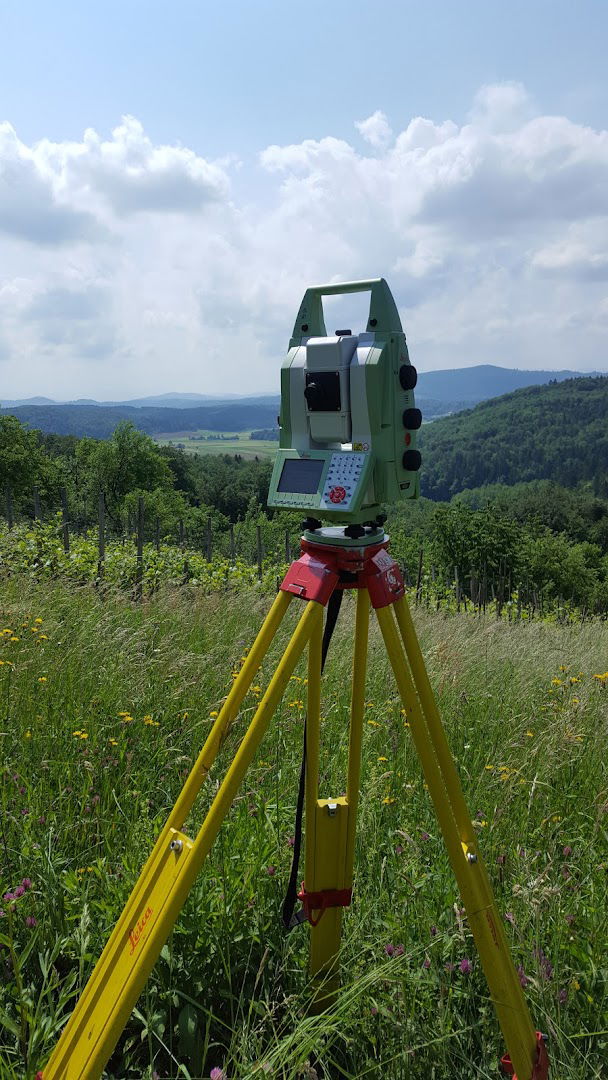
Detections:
2,86,608,398
355,110,393,150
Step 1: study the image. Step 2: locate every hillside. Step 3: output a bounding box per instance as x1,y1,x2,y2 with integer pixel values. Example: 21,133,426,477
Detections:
0,401,279,438
415,363,601,403
419,375,608,500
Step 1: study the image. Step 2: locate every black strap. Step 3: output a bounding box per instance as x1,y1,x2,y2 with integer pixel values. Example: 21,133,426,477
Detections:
282,588,343,930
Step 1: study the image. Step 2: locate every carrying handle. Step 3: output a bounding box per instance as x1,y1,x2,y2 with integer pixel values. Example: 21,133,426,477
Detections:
291,277,403,339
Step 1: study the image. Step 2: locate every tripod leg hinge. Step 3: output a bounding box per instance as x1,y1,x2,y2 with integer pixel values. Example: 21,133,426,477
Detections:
500,1032,549,1079
297,884,352,927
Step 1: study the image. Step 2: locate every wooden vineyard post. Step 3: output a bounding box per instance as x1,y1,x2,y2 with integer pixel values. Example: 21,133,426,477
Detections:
135,496,144,600
98,491,106,579
257,525,263,580
61,488,70,554
5,484,13,530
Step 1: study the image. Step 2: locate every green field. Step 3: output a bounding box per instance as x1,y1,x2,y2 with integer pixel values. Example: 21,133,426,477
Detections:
155,430,278,458
1,570,607,1079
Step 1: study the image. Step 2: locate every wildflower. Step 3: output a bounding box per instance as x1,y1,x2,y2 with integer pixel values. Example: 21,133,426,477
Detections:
423,956,431,969
10,636,19,643
24,730,32,739
266,865,276,876
72,731,82,737
34,618,43,624
209,711,219,718
13,885,25,899
420,831,430,841
37,677,47,684
395,845,404,855
430,925,437,937
25,915,37,928
117,711,130,717
79,732,89,740
384,943,395,957
367,719,380,727
109,738,118,747
377,756,388,762
535,947,553,981
39,635,48,641
21,878,32,890
570,977,580,991
210,1067,226,1080
504,912,516,925
484,764,495,770
526,731,534,737
557,988,568,1005
382,797,395,805
517,964,529,988
459,957,472,974
551,677,562,686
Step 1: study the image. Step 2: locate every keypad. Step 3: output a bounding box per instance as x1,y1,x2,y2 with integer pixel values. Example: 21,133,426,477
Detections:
319,453,366,509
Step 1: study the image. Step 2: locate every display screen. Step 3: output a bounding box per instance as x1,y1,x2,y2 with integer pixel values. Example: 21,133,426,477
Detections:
277,457,324,494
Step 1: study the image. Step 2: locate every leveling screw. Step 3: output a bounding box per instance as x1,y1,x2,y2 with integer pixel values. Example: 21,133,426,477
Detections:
169,838,183,853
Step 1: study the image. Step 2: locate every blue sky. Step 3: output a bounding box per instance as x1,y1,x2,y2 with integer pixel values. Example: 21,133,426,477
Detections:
1,1,608,397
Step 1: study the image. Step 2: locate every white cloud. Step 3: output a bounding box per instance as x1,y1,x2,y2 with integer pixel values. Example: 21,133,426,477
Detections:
2,86,608,399
355,110,393,150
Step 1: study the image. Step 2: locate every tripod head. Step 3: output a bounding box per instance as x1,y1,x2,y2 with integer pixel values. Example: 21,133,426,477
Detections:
267,279,421,541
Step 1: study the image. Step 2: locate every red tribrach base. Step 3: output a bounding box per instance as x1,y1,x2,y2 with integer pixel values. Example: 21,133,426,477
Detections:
280,536,405,609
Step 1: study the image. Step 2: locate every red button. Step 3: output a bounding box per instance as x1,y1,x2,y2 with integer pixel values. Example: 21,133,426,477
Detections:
329,486,347,504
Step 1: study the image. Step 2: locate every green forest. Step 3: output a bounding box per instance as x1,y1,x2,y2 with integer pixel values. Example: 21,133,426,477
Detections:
3,406,608,616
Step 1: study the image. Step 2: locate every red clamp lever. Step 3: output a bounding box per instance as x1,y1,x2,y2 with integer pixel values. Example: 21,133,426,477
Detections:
297,884,352,927
500,1032,549,1079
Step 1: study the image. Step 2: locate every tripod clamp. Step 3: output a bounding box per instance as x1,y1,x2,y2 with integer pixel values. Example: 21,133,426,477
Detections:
297,883,353,927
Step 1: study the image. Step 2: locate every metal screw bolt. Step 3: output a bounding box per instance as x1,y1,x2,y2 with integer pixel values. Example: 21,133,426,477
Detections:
327,802,337,817
467,852,478,864
169,838,183,853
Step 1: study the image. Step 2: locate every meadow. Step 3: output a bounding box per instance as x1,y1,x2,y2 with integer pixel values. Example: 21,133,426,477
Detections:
155,432,277,459
0,573,607,1079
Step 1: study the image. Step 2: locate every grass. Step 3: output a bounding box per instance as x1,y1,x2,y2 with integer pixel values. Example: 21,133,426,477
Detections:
0,577,607,1078
154,431,277,458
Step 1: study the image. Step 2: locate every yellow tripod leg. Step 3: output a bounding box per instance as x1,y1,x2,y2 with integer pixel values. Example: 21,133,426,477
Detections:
306,590,369,1010
376,604,538,1080
41,597,320,1080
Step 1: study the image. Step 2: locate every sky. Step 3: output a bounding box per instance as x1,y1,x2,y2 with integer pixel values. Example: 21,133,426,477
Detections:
2,0,608,399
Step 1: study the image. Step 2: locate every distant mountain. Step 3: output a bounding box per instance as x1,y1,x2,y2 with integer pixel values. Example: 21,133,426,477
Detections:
415,364,602,404
0,402,279,438
418,375,608,500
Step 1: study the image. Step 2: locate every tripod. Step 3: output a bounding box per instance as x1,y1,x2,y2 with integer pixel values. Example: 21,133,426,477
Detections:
39,534,548,1080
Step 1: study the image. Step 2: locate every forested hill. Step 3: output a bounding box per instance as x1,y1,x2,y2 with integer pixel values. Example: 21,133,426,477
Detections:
419,376,608,500
0,401,278,438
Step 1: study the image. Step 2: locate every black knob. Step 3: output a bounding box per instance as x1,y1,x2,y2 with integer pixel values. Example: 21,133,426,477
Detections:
402,407,422,430
402,449,422,472
344,524,366,539
399,364,417,391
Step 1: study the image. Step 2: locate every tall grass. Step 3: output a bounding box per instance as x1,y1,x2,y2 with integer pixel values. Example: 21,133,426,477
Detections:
0,578,606,1078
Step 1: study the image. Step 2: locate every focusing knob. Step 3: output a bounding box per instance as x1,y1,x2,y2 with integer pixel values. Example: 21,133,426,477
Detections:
399,364,417,391
402,407,422,430
402,449,422,472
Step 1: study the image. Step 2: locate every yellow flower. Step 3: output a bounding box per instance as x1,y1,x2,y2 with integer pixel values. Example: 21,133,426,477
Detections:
367,719,380,727
365,702,375,708
37,676,47,683
592,672,608,682
252,685,262,693
109,737,118,746
79,732,89,739
551,677,563,686
209,710,219,718
34,618,43,624
24,730,32,739
10,636,19,643
570,978,580,991
144,716,159,726
117,711,130,717
121,715,133,724
526,731,534,737
382,797,395,805
39,634,48,641
484,764,495,770
72,730,82,736
559,665,568,672
378,756,388,762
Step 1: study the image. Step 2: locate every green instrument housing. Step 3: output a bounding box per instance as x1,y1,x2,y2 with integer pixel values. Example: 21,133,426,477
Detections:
267,278,421,525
